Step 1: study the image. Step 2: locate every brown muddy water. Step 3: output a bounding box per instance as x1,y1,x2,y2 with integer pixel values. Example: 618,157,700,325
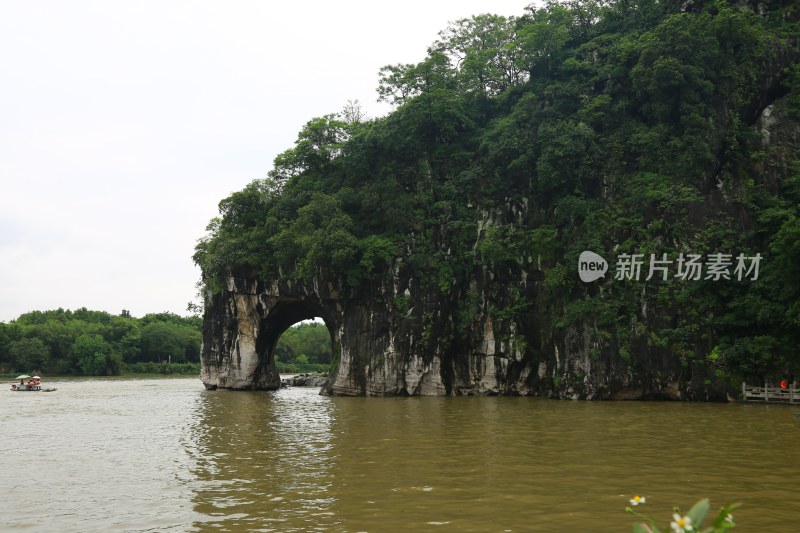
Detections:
1,377,798,532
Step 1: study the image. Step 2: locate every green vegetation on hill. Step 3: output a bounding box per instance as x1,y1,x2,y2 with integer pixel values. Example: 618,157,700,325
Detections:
194,0,800,383
0,308,201,376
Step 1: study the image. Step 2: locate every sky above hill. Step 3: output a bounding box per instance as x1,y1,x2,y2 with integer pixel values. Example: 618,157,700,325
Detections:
0,0,534,322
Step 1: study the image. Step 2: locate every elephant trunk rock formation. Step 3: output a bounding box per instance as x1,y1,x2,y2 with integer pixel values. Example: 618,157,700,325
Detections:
199,258,726,400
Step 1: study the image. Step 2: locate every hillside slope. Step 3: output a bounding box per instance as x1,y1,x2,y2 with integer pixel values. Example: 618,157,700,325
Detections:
195,0,800,397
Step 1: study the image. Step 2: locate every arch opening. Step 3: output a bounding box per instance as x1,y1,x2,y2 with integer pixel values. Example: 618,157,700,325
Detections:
273,318,333,374
254,299,335,389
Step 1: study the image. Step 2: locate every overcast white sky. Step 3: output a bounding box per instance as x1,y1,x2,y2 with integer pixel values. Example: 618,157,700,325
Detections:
0,0,535,322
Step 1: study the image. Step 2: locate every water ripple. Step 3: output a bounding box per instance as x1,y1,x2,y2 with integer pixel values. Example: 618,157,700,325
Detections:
2,380,800,531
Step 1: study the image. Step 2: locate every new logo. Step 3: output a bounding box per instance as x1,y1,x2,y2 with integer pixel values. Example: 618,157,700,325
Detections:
578,251,608,282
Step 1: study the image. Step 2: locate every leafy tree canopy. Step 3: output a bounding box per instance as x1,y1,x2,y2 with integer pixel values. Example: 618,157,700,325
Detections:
0,309,201,375
194,0,800,382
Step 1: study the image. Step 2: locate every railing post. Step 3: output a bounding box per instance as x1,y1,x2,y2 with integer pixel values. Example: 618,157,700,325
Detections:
765,382,769,402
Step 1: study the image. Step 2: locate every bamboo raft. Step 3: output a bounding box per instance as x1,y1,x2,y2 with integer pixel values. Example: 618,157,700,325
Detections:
742,383,800,404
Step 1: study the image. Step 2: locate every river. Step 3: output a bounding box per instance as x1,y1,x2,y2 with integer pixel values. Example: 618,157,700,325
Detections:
1,377,798,532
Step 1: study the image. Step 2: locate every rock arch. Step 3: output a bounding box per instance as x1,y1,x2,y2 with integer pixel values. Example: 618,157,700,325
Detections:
199,267,726,399
199,271,530,396
200,276,339,391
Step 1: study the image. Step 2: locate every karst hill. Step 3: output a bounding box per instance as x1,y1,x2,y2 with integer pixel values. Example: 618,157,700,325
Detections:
194,0,800,398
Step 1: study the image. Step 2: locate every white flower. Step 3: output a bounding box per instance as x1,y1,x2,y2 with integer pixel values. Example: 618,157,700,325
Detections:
629,495,646,506
724,513,734,523
670,513,694,533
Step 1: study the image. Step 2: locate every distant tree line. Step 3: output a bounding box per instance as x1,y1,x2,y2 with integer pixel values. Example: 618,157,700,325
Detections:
0,308,201,376
274,322,332,373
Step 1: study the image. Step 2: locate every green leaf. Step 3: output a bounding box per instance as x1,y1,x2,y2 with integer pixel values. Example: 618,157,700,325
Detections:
711,502,741,528
633,523,659,533
686,498,711,527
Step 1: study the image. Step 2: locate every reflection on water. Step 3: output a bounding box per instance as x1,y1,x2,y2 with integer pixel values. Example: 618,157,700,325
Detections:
1,378,799,532
189,387,800,532
187,386,338,531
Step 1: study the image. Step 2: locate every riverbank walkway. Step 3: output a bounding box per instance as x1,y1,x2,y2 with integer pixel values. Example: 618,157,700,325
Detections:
742,383,800,404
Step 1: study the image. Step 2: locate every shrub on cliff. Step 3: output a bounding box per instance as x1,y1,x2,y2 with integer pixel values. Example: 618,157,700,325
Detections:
194,0,800,383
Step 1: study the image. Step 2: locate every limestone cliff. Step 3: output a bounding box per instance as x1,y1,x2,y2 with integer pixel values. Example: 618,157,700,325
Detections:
199,260,716,398
200,82,799,398
198,3,800,398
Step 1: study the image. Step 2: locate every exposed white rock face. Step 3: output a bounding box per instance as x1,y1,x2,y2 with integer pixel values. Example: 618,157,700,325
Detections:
199,245,717,398
200,269,545,396
758,104,777,146
200,279,282,390
200,188,748,400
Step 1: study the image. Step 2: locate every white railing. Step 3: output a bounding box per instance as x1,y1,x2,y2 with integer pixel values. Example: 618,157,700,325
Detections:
742,383,800,404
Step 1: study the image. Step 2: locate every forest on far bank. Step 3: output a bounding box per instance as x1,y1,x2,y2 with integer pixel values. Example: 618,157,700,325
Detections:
0,307,331,376
0,308,201,376
273,321,333,373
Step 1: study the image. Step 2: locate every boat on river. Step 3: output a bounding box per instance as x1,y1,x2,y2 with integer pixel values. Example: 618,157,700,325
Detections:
10,375,56,392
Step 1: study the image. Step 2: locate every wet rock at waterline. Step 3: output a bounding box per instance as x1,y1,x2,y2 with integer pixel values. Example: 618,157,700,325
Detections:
282,373,328,388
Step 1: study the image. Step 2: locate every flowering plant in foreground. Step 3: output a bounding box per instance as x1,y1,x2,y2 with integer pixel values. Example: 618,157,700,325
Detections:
626,497,739,533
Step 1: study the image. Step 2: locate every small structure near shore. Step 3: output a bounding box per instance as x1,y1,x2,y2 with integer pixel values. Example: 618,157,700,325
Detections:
742,383,800,404
281,373,327,388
